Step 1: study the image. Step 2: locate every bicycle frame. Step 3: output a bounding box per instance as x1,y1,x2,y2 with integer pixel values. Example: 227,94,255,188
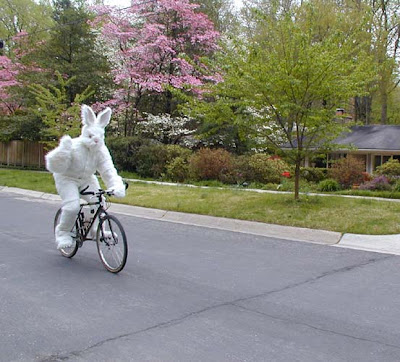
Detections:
73,195,108,246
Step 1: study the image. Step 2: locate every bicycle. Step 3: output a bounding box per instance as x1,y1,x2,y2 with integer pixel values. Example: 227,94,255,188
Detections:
53,184,128,273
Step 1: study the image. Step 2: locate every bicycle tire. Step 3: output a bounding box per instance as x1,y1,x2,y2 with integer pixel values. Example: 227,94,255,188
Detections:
96,214,128,273
54,208,79,258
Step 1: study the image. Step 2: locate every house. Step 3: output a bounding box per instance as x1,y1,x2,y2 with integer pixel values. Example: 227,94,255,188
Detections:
310,125,400,174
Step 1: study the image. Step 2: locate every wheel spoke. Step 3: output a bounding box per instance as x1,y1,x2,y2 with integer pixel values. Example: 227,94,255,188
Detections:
96,215,127,273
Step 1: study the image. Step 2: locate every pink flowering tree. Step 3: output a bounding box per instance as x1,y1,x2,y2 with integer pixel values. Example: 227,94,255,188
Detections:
0,55,21,114
0,32,43,115
93,0,220,137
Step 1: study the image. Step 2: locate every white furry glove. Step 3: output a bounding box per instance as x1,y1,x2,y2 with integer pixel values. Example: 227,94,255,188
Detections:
59,135,72,150
112,185,126,198
45,135,73,174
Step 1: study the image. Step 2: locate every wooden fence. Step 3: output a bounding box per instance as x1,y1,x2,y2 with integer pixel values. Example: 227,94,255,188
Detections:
0,141,46,168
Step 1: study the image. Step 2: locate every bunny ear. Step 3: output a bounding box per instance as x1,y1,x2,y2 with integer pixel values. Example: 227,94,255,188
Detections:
97,107,112,128
81,105,96,126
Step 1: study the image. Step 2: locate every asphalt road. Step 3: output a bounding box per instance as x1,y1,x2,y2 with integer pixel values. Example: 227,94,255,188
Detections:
2,191,400,361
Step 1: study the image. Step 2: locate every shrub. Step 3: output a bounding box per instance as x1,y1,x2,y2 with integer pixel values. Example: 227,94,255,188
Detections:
328,156,365,189
136,144,192,179
359,175,391,191
375,158,400,179
317,179,341,192
164,144,192,162
107,136,151,172
300,167,326,183
362,172,372,182
392,179,400,192
231,155,253,185
135,144,167,178
248,154,290,184
165,157,190,182
189,148,234,182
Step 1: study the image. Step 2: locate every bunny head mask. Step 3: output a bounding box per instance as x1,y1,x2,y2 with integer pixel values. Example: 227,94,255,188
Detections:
80,105,111,149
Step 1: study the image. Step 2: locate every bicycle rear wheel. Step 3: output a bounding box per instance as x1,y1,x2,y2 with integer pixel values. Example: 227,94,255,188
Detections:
96,214,128,273
54,208,79,258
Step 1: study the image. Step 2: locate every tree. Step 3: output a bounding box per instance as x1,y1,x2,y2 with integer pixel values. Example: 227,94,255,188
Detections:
35,0,113,104
94,0,220,137
0,0,52,141
0,0,52,114
29,71,94,148
187,0,375,199
0,55,21,114
367,0,400,124
137,113,195,145
0,0,53,51
194,0,238,33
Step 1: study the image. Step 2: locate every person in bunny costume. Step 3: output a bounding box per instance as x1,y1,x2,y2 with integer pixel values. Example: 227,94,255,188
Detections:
45,104,126,250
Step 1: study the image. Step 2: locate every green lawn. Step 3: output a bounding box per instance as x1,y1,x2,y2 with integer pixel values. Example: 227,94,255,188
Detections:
1,168,400,235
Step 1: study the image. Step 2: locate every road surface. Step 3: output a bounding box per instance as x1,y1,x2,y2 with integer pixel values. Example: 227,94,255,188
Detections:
1,191,400,361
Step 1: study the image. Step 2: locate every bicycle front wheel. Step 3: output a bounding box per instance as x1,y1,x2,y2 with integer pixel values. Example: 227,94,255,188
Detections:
54,208,79,258
96,215,128,273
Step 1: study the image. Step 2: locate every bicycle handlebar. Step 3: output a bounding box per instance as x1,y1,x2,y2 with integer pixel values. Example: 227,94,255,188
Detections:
80,185,94,195
80,181,129,197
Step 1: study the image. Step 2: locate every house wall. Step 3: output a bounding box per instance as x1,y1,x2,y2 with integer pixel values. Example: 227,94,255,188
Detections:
329,151,400,174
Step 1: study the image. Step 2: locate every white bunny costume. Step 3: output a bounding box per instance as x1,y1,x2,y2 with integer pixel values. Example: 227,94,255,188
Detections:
45,105,125,250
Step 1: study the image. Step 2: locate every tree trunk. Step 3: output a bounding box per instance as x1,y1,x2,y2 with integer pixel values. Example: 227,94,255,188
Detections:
354,96,372,124
294,158,301,200
381,91,388,124
165,90,172,115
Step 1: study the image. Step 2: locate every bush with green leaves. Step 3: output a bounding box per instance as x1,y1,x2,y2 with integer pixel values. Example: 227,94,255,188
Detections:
392,179,400,192
375,158,400,179
317,179,341,192
107,136,152,172
0,114,44,142
300,167,326,183
328,156,365,189
163,145,193,182
165,157,190,182
163,144,192,162
189,148,234,183
231,155,253,184
248,154,290,184
136,144,192,178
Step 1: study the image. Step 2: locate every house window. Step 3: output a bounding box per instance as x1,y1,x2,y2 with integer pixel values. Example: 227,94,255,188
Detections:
374,155,382,169
374,155,396,170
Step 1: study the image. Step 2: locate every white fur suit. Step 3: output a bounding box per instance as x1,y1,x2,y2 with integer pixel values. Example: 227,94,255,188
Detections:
45,105,125,249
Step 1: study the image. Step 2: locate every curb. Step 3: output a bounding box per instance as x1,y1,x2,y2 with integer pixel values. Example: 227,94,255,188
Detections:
1,186,400,255
336,233,400,255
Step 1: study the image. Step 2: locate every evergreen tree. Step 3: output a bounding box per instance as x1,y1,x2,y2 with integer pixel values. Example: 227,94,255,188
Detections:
37,0,113,104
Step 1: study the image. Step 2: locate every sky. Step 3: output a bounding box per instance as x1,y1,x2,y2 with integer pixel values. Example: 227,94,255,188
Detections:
105,0,244,9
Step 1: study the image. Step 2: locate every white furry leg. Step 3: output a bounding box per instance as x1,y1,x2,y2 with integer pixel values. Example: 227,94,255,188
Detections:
55,226,73,250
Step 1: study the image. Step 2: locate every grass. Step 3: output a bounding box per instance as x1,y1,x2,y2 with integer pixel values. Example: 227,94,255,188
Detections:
1,168,400,235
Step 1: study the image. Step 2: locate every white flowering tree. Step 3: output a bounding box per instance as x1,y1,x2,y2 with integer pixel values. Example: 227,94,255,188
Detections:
138,113,196,145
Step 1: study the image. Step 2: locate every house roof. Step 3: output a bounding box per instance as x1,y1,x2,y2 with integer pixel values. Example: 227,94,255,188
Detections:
336,125,400,151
